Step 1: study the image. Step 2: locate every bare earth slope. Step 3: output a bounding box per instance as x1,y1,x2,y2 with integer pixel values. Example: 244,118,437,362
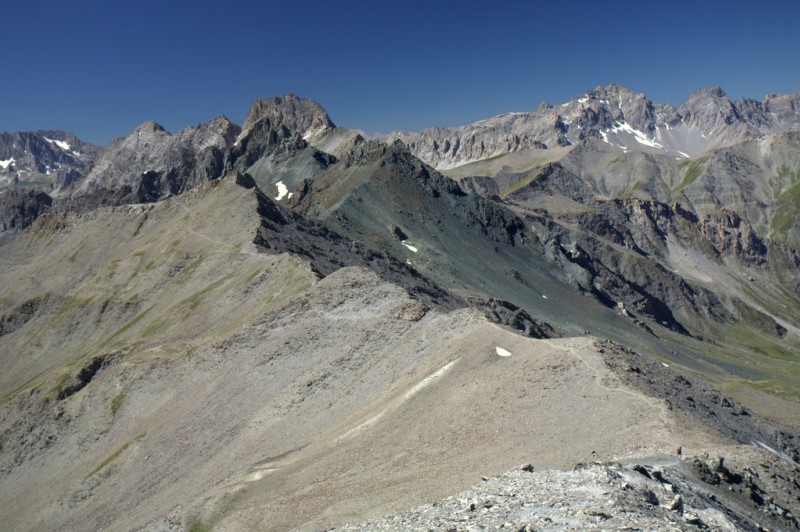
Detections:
2,91,799,531
0,175,757,531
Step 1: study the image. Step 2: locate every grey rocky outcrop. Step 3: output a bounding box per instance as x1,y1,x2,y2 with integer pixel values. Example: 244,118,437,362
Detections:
0,188,53,242
66,116,240,208
240,93,362,158
0,130,98,192
335,452,800,531
240,93,335,141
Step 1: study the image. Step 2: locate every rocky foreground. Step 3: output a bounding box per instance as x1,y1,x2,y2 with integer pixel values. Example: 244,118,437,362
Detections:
335,447,799,531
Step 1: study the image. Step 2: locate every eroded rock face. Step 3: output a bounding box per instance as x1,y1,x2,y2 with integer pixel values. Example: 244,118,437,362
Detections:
0,130,99,193
0,189,53,240
520,193,796,336
387,114,560,170
240,93,335,141
67,116,240,208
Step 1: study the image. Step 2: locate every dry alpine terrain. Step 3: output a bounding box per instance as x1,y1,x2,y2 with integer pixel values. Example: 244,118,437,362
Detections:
2,87,800,530
0,176,795,531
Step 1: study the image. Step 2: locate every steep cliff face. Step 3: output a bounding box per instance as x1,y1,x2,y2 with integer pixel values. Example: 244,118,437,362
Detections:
66,116,240,208
387,111,559,170
239,93,360,158
240,93,335,140
0,189,53,244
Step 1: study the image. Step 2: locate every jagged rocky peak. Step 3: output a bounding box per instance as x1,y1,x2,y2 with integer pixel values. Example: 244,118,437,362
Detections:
134,120,167,134
206,115,241,139
0,130,99,193
34,130,98,155
126,120,169,145
127,117,240,144
70,115,241,204
680,86,737,120
763,91,800,130
0,129,98,160
676,86,765,149
764,91,800,111
184,116,241,151
241,93,335,140
108,117,239,155
583,83,640,101
567,84,665,135
691,85,728,99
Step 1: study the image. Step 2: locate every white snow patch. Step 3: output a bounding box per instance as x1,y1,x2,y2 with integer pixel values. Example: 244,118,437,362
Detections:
610,122,663,149
401,241,418,253
495,346,512,357
542,294,548,299
577,97,589,103
302,125,327,141
661,362,669,368
0,157,15,169
676,150,690,159
44,137,71,151
274,181,289,201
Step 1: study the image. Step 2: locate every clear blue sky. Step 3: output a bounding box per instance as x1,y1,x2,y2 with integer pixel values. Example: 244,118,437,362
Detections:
2,0,799,145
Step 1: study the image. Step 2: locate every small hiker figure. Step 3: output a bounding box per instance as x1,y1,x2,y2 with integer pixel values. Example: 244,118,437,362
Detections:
676,446,683,461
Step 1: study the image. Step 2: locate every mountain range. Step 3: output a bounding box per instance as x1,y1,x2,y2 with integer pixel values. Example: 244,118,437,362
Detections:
385,84,800,168
1,85,799,530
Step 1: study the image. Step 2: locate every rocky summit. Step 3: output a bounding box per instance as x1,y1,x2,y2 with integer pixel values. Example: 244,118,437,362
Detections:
1,86,799,531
